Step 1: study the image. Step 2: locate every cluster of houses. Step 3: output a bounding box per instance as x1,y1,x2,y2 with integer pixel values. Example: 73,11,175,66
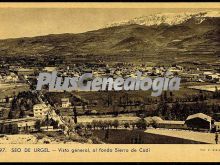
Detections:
154,113,214,131
0,117,37,134
203,71,220,83
149,113,220,133
74,112,220,133
0,103,51,134
1,62,220,88
0,96,88,134
0,62,220,135
45,63,220,84
0,72,19,83
0,101,65,134
0,100,220,135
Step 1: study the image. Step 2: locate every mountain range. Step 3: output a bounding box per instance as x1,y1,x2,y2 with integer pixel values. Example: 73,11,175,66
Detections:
0,11,219,65
105,11,220,27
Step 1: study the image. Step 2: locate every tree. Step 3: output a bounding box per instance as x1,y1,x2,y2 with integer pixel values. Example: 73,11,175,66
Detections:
112,120,119,129
92,120,98,130
73,106,77,124
103,120,109,130
106,120,112,129
8,110,13,119
104,129,109,140
97,120,103,129
136,119,147,130
165,109,172,120
156,101,168,117
35,120,41,130
45,114,50,128
164,91,168,101
124,122,130,129
131,122,136,130
59,124,66,131
86,123,92,130
55,109,60,115
8,123,18,134
51,120,59,129
19,109,25,118
74,123,84,135
5,97,9,103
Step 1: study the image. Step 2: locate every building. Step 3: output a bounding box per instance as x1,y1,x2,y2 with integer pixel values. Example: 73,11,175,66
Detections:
43,67,57,72
0,117,37,134
40,126,54,132
33,103,50,118
17,68,35,76
214,122,220,132
76,116,140,125
61,98,71,108
185,113,212,131
4,73,19,83
17,120,36,133
156,120,187,129
206,73,220,82
145,116,163,125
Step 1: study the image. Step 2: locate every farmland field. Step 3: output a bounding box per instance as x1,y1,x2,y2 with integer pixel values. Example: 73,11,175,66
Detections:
0,83,29,99
92,129,205,144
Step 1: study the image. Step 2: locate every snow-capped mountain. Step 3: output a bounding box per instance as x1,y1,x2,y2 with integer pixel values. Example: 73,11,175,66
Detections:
0,10,219,65
105,11,220,28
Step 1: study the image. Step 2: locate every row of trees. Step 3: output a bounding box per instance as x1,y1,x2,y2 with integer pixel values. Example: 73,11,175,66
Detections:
9,91,40,119
73,118,147,132
154,101,220,121
105,90,212,107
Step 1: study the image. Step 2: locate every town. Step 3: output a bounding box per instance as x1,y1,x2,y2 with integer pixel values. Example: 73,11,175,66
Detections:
0,57,220,144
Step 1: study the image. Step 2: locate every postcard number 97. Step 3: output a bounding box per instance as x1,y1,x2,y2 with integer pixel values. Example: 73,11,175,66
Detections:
0,148,5,152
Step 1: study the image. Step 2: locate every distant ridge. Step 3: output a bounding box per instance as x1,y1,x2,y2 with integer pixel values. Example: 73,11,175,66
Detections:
105,11,220,28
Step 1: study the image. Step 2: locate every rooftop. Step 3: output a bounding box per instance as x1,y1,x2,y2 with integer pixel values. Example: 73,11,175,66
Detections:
157,120,185,125
186,113,212,122
0,117,36,124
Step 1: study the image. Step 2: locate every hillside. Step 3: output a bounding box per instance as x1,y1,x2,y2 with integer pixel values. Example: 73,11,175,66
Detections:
0,11,219,65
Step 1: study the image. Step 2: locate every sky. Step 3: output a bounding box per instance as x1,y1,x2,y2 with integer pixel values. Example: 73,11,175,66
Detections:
0,8,219,39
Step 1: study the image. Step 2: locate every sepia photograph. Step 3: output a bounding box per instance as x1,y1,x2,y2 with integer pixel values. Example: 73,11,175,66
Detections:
0,2,219,149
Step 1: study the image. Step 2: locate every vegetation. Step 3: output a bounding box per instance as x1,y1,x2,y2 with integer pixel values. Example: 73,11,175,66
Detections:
135,119,147,130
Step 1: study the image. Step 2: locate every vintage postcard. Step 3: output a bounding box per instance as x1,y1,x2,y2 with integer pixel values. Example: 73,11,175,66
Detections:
0,2,220,162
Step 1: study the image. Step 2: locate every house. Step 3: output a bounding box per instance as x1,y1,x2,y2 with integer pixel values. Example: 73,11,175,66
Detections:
156,120,186,129
17,68,35,76
181,73,200,82
0,98,6,103
0,117,37,134
145,116,163,125
206,74,220,82
168,67,182,74
4,73,19,83
214,122,220,132
43,67,57,72
75,105,88,112
61,98,71,108
40,126,54,132
33,103,50,118
17,120,36,133
185,113,212,131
